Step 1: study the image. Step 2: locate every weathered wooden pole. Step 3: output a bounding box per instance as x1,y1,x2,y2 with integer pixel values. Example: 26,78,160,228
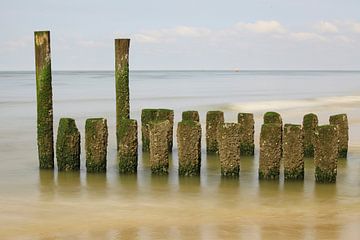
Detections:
115,39,130,148
263,111,282,124
118,119,138,173
141,109,158,151
141,108,174,152
238,113,255,156
329,114,348,158
259,123,282,179
157,109,174,151
303,113,318,157
34,31,54,169
218,123,241,176
314,125,338,183
283,124,304,180
85,118,108,172
182,110,200,122
56,118,80,171
206,111,224,153
177,120,202,176
263,111,283,157
149,120,170,174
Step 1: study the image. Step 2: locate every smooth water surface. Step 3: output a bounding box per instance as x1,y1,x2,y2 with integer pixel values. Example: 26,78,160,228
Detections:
0,70,360,239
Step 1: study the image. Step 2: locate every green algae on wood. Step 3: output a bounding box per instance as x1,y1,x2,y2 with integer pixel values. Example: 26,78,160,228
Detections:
263,112,282,124
115,39,130,148
206,111,224,153
303,113,318,157
259,123,282,179
141,108,174,152
118,119,138,174
149,120,170,175
177,120,202,176
141,109,158,151
329,114,349,158
34,31,54,169
314,125,338,183
283,124,304,180
217,123,241,176
238,113,255,156
182,110,200,122
56,118,80,171
85,118,108,173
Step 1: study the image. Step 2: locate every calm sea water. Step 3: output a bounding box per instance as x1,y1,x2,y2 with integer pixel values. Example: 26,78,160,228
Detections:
1,70,360,239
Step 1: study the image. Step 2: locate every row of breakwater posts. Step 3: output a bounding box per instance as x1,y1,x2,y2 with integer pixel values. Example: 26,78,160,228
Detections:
34,31,349,183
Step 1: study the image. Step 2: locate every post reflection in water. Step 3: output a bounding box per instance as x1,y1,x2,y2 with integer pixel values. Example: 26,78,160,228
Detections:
38,169,55,200
56,171,81,198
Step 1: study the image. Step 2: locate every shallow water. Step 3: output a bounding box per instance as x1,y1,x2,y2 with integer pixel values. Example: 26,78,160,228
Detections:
1,71,360,239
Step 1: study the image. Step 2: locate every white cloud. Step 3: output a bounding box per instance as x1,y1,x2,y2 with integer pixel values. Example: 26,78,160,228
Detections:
235,20,286,34
315,21,338,33
290,32,327,42
349,22,360,33
134,26,211,43
334,35,354,43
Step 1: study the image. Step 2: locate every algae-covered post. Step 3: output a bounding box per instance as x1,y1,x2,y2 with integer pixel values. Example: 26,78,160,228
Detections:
238,113,255,156
259,123,282,179
149,120,170,175
263,112,282,124
314,125,338,183
283,124,304,180
85,118,108,172
303,113,318,157
141,109,174,152
141,109,158,151
118,119,138,174
218,123,241,176
34,31,54,169
56,118,80,171
329,114,349,158
206,111,224,153
115,39,130,147
177,120,202,176
157,109,174,151
182,111,200,122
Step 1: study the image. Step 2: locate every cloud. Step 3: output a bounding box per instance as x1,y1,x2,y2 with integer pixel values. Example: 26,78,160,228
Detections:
134,26,211,43
235,20,286,34
315,21,338,33
290,32,327,41
349,21,360,33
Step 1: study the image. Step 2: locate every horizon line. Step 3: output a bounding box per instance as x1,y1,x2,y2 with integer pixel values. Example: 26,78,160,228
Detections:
1,69,360,72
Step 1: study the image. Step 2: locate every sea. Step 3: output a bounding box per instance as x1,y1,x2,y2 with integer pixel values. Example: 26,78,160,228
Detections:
0,70,360,239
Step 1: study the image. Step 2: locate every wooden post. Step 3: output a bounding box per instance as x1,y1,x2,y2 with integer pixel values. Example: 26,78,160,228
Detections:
141,108,174,152
149,120,170,174
182,110,200,122
303,113,318,157
259,123,282,179
329,114,349,158
34,31,54,169
238,113,255,156
314,125,338,183
206,111,224,153
283,124,304,180
218,123,241,176
118,119,138,173
177,120,202,176
85,118,108,172
157,109,174,151
56,118,80,171
115,39,130,148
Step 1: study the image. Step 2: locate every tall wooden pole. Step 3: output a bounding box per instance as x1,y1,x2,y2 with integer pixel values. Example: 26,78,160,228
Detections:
115,39,130,148
34,31,54,169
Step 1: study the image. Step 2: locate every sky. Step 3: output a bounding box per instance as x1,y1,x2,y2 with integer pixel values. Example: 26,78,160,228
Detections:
0,0,360,70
